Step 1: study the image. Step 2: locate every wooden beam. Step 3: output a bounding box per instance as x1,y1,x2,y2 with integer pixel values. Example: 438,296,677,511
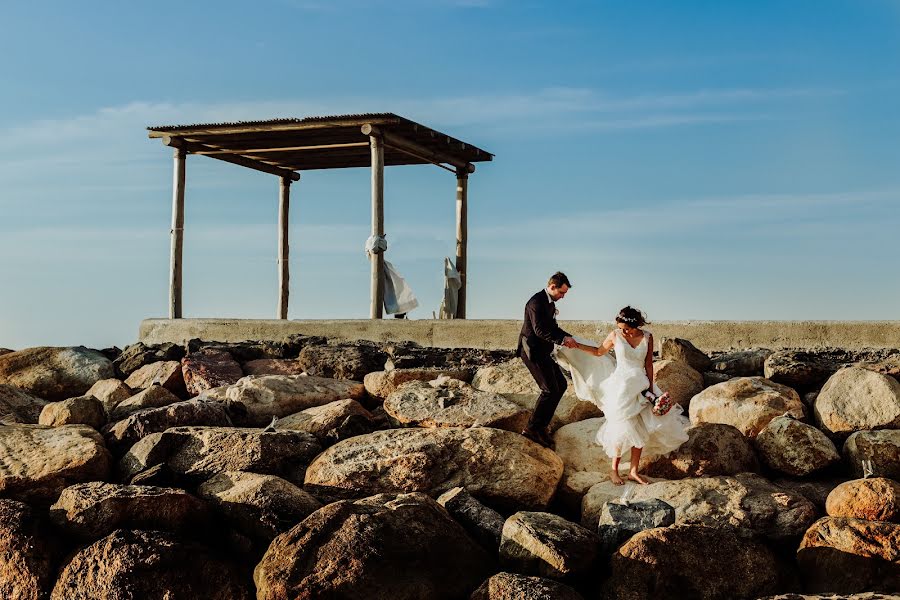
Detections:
169,147,186,319
370,134,385,319
455,169,468,319
361,124,475,173
278,176,291,319
191,142,370,156
162,136,300,181
148,116,402,139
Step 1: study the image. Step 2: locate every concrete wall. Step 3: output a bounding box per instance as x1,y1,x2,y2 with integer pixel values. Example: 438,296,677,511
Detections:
139,318,900,352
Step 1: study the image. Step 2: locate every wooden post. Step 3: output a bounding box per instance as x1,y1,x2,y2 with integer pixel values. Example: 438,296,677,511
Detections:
278,176,291,319
169,146,186,319
369,134,385,319
455,169,468,319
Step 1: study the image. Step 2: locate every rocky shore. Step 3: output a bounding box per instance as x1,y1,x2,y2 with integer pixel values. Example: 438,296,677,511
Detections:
0,335,899,599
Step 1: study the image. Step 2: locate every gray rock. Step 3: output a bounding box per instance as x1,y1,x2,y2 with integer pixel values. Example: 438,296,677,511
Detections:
596,499,676,553
754,415,840,477
661,338,712,372
844,429,900,479
437,486,505,551
500,511,599,578
0,384,48,424
103,398,231,455
0,346,115,401
711,348,772,377
297,344,387,381
764,350,840,390
274,399,373,444
114,342,185,377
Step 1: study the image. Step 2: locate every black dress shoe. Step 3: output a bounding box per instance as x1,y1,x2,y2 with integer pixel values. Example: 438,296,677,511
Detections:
521,427,551,448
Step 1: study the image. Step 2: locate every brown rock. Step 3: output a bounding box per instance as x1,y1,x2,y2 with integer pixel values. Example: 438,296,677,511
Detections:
470,572,584,600
582,473,817,540
51,529,251,600
124,360,187,397
85,378,132,413
384,379,529,432
764,350,840,390
0,424,111,503
815,367,900,437
844,429,900,479
499,511,599,578
304,427,563,511
826,478,900,522
182,349,243,396
754,416,840,476
109,384,181,421
49,481,209,539
0,384,48,424
689,376,805,437
773,478,843,512
605,524,782,600
653,359,704,410
551,418,620,512
114,342,185,377
640,422,759,479
712,348,773,376
38,395,106,429
797,517,900,593
364,367,475,401
241,358,306,376
197,471,322,542
120,426,321,484
253,493,491,600
0,500,58,600
103,398,232,455
0,346,115,401
661,337,712,372
297,344,387,381
274,399,373,443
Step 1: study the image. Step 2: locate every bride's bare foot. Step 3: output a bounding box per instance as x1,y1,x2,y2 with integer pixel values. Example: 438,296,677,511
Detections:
628,470,649,485
610,470,624,486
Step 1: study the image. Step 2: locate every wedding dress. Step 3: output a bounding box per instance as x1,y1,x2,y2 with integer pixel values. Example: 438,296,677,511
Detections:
556,330,689,459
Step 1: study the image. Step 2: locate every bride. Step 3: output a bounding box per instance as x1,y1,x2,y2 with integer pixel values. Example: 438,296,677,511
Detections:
555,306,689,485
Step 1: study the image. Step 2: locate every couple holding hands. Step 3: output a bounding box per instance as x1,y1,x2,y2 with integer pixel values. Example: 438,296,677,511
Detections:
518,272,689,485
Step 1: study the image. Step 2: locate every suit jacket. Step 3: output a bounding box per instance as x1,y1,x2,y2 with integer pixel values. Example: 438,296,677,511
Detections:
518,289,571,362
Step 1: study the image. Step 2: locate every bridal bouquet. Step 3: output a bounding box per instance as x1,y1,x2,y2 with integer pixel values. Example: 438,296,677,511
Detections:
643,390,675,416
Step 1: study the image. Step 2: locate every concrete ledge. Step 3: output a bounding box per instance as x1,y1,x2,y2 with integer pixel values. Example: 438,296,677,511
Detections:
139,318,900,352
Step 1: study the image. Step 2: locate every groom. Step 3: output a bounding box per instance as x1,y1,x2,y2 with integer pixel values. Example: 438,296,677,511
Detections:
518,272,577,447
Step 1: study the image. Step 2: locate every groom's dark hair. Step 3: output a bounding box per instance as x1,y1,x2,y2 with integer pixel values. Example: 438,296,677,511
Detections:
548,272,571,288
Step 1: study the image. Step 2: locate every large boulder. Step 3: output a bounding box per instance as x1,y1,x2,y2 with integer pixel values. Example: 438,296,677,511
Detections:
499,511,599,578
51,529,251,600
274,399,374,444
711,348,772,376
0,346,115,401
120,426,321,485
124,360,187,397
754,415,840,476
597,499,676,554
38,395,106,429
661,337,712,372
181,349,243,396
297,344,387,381
241,358,306,377
253,493,491,600
0,384,48,424
114,342,185,377
470,572,584,600
472,360,601,431
0,424,111,502
437,486,505,551
197,471,322,542
84,379,132,413
605,524,782,600
384,379,529,432
109,384,182,421
689,376,805,437
764,350,839,390
103,398,232,455
773,478,843,512
305,427,563,511
844,429,900,479
797,517,900,594
640,422,759,479
826,478,900,522
364,367,475,402
552,418,620,511
814,367,900,437
581,473,817,540
653,359,704,410
0,500,58,600
49,482,209,539
204,374,366,426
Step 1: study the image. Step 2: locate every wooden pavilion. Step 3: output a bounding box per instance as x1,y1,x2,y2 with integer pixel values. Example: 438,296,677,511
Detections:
147,114,493,320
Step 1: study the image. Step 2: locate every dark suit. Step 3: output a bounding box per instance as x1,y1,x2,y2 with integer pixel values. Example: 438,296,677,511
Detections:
518,289,571,431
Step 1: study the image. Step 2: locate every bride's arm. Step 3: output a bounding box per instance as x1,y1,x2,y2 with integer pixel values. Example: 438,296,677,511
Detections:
645,333,655,388
575,331,615,356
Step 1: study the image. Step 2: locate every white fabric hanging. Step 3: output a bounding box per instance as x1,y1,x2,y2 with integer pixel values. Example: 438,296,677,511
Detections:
438,257,461,319
383,260,419,315
365,235,388,257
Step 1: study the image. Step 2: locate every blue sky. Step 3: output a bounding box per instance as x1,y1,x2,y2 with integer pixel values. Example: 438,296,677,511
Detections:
1,0,898,349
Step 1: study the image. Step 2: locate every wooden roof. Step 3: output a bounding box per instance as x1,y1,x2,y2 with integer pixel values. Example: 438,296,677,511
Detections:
147,113,493,179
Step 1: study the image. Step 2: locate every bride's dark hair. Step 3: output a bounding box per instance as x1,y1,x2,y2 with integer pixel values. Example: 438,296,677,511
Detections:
616,306,648,327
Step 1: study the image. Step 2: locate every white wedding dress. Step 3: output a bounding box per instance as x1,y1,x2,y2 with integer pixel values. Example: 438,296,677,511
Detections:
556,330,689,459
